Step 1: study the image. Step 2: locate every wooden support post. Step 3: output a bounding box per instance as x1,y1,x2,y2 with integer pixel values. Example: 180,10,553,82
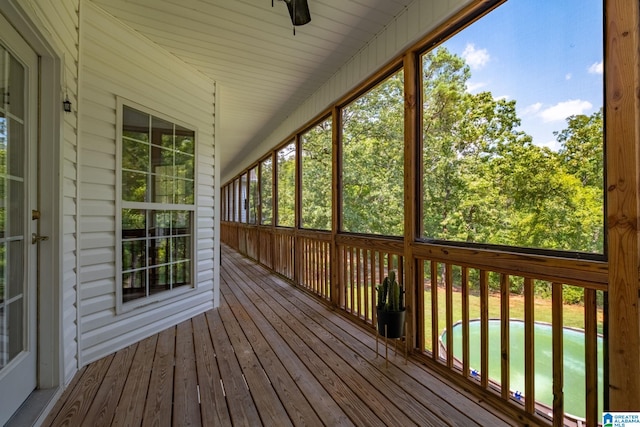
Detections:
404,51,418,355
606,0,640,411
330,106,341,308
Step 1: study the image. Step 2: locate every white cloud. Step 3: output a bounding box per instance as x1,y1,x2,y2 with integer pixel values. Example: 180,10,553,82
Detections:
521,102,543,116
539,99,592,122
465,81,487,92
539,139,561,151
565,73,572,80
462,43,490,70
588,61,603,74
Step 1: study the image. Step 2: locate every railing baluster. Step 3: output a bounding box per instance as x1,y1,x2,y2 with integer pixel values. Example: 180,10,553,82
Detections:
480,269,489,389
417,260,425,352
462,267,469,378
372,250,379,326
349,247,355,314
524,277,535,414
552,283,564,427
584,288,598,426
446,263,453,368
501,274,510,400
364,249,370,322
356,247,362,318
341,245,347,309
431,261,439,361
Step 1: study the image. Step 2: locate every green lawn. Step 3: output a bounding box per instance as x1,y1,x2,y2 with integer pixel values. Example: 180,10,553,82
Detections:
423,286,604,352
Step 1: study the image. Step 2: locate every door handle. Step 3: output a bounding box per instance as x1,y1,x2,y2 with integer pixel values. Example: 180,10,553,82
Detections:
31,233,49,244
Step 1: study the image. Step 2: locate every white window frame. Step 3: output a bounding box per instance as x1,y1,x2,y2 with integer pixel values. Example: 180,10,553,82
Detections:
115,97,198,313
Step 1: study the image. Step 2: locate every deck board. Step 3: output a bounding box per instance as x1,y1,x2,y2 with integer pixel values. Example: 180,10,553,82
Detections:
142,327,175,427
84,343,137,427
111,335,157,426
192,313,231,426
45,244,528,426
173,320,201,427
220,284,325,427
206,309,262,426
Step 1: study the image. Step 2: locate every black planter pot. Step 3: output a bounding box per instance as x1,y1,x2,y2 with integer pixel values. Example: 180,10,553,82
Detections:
376,308,406,339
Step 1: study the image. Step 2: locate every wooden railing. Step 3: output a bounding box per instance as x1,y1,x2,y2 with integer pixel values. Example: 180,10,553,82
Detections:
336,235,404,325
221,221,607,426
297,231,332,301
412,242,606,426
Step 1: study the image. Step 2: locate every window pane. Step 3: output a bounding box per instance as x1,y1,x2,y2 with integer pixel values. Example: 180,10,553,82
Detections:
8,119,24,178
151,146,174,173
122,270,146,302
173,261,190,288
233,178,240,222
301,118,332,230
152,116,173,149
240,173,248,223
248,167,258,224
0,115,6,176
277,142,295,227
172,210,190,231
421,0,604,254
8,179,23,238
175,152,194,179
150,237,170,265
172,236,190,261
260,158,273,225
122,209,146,235
149,265,170,295
175,126,195,155
150,210,172,237
342,71,404,236
123,139,149,173
175,178,194,205
122,240,145,271
123,106,149,142
8,55,25,120
123,171,147,202
152,175,172,204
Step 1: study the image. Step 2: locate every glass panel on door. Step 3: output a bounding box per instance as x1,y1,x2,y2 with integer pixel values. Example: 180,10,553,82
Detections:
0,43,27,372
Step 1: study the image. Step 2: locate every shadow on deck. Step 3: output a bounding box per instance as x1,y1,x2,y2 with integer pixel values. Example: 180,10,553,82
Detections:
43,244,528,426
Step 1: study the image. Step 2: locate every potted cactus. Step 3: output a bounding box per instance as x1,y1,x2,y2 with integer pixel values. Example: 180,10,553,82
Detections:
375,270,406,339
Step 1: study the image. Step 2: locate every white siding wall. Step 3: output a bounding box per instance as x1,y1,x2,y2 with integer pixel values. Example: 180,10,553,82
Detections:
78,2,216,364
223,0,473,182
18,0,81,385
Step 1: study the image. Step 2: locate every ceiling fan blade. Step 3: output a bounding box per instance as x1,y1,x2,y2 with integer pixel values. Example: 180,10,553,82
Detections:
285,0,311,26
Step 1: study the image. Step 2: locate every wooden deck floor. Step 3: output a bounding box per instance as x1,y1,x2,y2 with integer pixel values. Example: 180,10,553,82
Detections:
44,244,528,426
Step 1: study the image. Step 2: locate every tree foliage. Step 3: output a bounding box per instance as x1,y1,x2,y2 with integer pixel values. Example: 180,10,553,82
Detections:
274,46,604,299
341,71,405,235
421,47,603,255
301,119,332,230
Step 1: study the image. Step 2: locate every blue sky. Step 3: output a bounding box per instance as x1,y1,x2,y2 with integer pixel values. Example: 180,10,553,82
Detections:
441,0,603,151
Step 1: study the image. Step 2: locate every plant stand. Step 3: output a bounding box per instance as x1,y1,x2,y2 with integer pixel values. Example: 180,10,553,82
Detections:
376,319,408,368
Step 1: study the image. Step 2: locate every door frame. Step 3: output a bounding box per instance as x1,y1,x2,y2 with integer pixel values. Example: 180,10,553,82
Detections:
0,0,64,395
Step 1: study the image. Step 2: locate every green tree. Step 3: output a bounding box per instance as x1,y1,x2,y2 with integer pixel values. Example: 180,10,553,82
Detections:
342,70,404,236
260,158,273,225
277,143,295,227
301,119,332,230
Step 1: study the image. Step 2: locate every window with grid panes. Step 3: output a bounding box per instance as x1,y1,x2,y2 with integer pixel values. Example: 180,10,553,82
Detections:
120,104,196,304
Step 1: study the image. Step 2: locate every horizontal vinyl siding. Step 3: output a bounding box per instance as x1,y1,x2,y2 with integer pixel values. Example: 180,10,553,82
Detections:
79,2,216,364
21,0,81,384
223,0,472,182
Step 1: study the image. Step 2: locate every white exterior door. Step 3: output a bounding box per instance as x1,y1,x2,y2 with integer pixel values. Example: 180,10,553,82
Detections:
0,12,39,425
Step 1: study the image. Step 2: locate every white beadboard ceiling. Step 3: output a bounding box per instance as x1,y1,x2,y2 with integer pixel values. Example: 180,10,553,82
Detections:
89,0,415,178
